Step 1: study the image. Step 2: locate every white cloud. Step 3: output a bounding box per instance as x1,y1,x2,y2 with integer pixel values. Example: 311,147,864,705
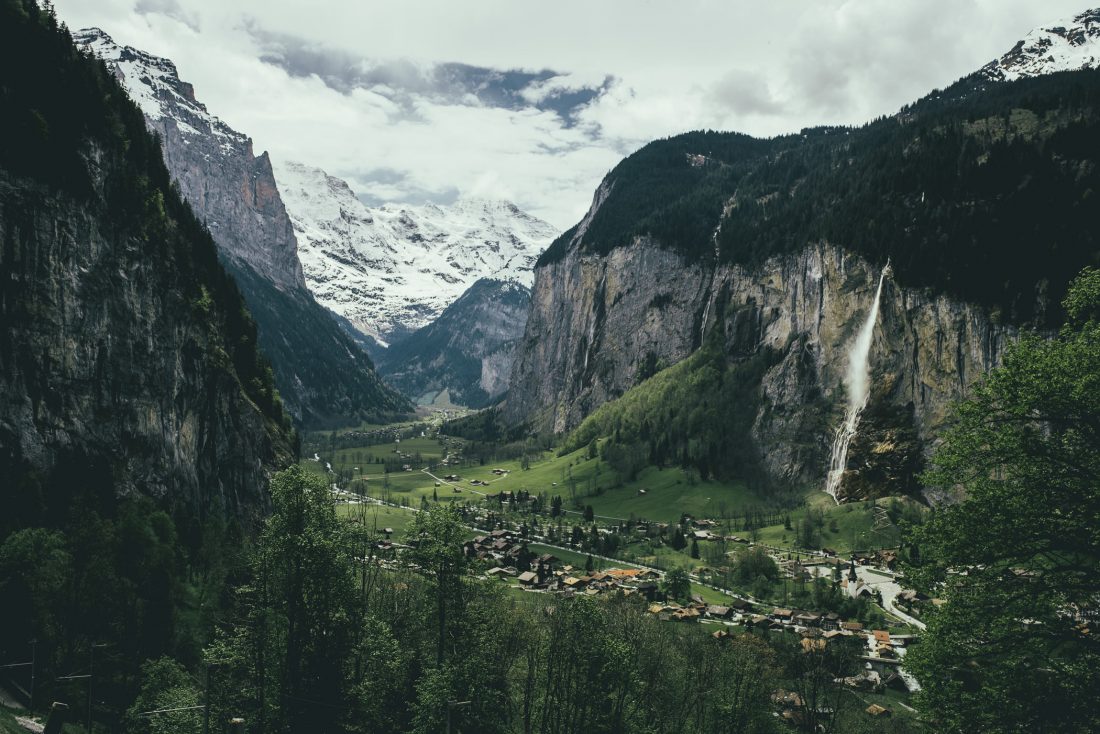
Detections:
53,0,1088,229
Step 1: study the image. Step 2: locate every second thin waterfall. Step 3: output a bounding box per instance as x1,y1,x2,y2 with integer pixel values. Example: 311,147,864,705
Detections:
824,263,890,504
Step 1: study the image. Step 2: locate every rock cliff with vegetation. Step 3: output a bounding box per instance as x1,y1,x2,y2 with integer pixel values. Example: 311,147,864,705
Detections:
507,68,1100,499
0,4,295,527
377,278,531,408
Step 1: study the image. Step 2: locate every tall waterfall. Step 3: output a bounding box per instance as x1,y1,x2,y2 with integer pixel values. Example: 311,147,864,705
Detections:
824,263,890,504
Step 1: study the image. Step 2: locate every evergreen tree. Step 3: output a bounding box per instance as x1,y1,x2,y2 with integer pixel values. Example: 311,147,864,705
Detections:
906,269,1100,733
663,568,691,602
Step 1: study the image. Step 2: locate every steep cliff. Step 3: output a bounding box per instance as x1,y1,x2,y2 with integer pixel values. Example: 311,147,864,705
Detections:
76,28,411,427
75,27,304,291
0,9,294,525
510,240,1010,498
377,279,530,408
508,58,1100,500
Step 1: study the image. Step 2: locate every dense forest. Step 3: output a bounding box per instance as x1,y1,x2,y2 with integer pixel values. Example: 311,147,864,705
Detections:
107,469,894,734
539,70,1100,325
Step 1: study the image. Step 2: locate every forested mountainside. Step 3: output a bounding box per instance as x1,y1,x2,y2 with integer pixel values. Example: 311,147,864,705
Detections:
510,67,1100,500
0,0,300,709
538,70,1100,324
76,28,411,427
377,278,530,408
222,262,411,425
0,1,296,526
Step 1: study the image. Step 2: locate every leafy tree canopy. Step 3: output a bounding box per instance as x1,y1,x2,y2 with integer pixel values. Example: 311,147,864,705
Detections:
905,267,1100,733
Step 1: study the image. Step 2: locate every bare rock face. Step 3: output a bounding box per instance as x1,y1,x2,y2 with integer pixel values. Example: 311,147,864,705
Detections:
505,238,1014,500
75,28,305,292
506,239,712,431
377,279,531,408
0,169,294,522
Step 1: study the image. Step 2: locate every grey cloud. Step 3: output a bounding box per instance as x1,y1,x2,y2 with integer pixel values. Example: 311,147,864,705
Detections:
358,188,461,208
244,21,611,124
711,69,783,115
345,168,461,208
785,53,856,117
134,0,199,31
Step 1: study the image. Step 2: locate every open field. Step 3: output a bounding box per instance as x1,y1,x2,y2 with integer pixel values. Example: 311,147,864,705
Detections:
311,420,923,626
321,434,455,474
306,421,920,560
580,467,755,522
335,503,420,535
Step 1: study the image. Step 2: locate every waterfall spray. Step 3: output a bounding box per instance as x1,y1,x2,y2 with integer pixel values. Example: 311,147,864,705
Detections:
824,263,890,504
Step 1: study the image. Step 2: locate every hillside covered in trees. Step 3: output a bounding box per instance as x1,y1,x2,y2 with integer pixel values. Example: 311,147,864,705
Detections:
539,70,1100,325
0,0,293,720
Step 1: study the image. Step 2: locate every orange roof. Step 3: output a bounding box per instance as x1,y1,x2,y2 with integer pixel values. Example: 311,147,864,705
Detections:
873,630,891,642
607,568,641,578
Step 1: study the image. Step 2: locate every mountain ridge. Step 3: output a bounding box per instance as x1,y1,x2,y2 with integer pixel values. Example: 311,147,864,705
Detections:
505,22,1100,500
76,26,412,427
275,160,558,347
376,278,531,408
75,26,306,291
981,8,1100,81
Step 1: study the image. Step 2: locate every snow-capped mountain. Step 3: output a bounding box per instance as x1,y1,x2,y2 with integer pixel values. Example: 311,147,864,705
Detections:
982,8,1100,81
75,27,305,291
274,161,559,346
75,27,411,425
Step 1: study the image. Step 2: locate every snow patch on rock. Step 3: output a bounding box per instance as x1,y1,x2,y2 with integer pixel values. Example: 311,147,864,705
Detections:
982,9,1100,81
275,161,558,344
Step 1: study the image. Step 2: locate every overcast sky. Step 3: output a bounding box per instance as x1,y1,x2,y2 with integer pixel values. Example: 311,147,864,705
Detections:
54,0,1086,229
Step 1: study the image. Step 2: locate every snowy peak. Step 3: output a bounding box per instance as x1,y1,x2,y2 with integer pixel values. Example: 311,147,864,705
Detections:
274,160,558,346
76,27,305,292
982,9,1100,81
75,27,249,152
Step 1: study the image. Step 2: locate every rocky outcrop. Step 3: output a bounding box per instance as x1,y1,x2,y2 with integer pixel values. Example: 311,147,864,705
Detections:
378,279,530,408
0,167,294,522
505,238,1014,500
76,27,305,291
981,8,1100,81
507,239,712,430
